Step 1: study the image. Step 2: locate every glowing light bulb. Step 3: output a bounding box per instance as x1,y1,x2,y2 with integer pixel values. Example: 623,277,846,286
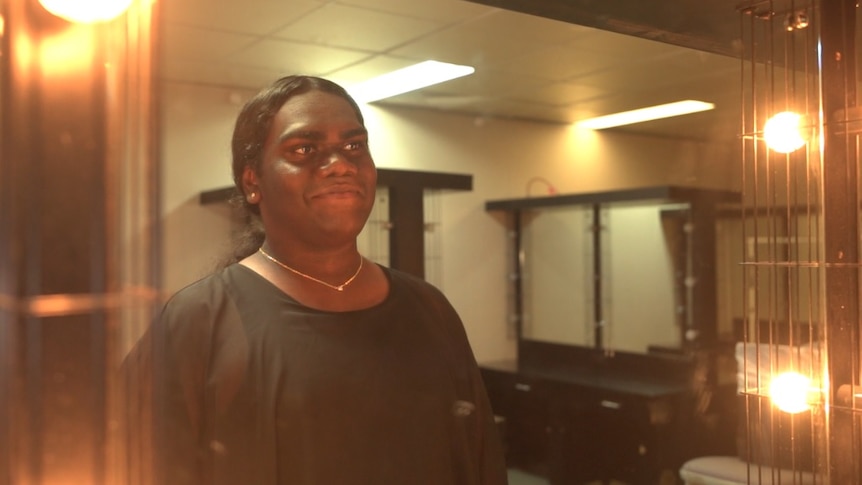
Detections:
770,371,812,413
763,111,807,153
39,0,133,23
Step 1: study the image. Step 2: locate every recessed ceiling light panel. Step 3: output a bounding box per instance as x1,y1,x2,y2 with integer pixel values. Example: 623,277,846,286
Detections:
576,100,715,130
348,60,475,104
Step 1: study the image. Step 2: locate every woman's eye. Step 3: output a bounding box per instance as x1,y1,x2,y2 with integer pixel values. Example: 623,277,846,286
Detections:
292,145,316,155
344,140,366,151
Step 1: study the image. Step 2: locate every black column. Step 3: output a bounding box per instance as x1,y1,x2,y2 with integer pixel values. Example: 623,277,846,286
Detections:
820,0,858,482
377,169,472,280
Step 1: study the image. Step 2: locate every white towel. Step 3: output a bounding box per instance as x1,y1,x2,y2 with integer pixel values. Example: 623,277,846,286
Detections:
734,341,822,394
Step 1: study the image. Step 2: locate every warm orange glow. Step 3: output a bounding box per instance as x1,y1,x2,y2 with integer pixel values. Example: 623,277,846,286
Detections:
764,111,807,153
770,371,813,413
40,0,133,23
12,23,35,73
39,26,95,76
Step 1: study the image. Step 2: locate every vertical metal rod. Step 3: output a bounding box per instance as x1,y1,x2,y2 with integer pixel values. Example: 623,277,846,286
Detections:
513,210,525,355
592,204,603,349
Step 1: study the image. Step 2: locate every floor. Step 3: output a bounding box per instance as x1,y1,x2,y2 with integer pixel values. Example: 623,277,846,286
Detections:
507,469,550,485
507,468,632,485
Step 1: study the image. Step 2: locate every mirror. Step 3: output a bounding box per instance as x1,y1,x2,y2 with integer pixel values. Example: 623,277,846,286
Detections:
5,0,859,482
521,205,595,348
488,185,740,355
520,200,696,354
604,202,691,353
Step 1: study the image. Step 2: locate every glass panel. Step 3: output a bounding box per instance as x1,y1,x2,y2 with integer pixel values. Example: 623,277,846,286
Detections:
358,186,443,288
520,205,595,346
358,186,390,267
519,200,697,354
423,189,443,288
604,202,689,354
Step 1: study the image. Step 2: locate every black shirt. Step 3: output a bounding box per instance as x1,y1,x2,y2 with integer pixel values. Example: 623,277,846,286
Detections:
123,264,508,485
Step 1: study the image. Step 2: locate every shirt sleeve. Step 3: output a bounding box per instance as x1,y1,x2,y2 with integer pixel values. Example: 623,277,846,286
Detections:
440,296,510,485
399,273,510,485
120,278,224,485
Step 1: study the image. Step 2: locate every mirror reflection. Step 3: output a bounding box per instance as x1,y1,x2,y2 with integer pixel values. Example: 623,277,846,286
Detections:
603,202,691,353
0,0,757,483
155,1,745,484
522,201,694,354
521,205,596,348
506,188,739,356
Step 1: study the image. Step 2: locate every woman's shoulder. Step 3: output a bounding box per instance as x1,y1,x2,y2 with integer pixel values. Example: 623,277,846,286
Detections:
384,266,458,315
385,266,442,295
166,268,223,301
159,265,245,320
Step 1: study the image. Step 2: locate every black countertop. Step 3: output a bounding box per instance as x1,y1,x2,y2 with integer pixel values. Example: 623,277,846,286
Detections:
480,358,690,399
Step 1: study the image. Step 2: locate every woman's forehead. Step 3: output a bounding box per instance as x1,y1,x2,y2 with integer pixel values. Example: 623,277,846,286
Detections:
269,91,362,137
278,91,359,121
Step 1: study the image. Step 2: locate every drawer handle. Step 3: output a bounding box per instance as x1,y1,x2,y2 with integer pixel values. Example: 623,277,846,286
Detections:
600,400,621,409
514,383,532,392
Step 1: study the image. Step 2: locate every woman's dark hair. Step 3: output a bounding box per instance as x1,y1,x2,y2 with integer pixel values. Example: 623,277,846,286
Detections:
217,75,365,268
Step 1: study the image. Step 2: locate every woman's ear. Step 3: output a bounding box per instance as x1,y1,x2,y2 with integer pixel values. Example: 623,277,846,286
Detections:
242,166,260,204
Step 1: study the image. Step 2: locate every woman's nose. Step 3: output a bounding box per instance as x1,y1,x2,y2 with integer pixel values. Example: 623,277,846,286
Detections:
320,149,358,174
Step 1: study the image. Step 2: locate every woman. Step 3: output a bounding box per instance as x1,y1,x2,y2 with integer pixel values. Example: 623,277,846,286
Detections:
123,75,508,485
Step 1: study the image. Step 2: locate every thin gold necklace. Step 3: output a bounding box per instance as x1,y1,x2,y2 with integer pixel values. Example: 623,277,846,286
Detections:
258,247,363,292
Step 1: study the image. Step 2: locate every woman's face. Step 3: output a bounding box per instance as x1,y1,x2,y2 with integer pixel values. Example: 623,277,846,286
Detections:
243,89,377,250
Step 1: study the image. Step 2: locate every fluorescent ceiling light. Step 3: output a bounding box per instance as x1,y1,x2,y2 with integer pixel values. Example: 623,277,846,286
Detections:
348,60,475,104
575,100,715,130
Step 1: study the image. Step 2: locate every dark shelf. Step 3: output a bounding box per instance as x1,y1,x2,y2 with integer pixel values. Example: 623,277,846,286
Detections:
485,185,740,211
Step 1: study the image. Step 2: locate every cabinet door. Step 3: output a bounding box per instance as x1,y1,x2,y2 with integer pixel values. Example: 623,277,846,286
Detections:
558,394,664,485
481,369,552,475
546,395,602,484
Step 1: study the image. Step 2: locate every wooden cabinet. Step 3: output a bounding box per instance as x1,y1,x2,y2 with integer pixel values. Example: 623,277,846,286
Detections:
482,368,555,476
481,353,723,485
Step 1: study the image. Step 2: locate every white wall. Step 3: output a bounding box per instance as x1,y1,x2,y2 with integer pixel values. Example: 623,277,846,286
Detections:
160,81,740,364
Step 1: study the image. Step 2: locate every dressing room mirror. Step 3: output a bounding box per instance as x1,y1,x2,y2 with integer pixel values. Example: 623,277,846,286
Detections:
521,201,695,355
11,0,862,483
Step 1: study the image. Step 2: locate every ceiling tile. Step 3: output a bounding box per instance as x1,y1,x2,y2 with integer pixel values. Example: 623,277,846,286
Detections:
326,55,422,86
453,97,575,124
473,8,598,46
563,27,690,60
410,68,550,98
161,24,257,63
161,59,283,89
493,44,622,82
508,81,610,107
272,4,443,52
337,0,492,23
163,0,324,35
226,39,373,76
391,19,537,68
